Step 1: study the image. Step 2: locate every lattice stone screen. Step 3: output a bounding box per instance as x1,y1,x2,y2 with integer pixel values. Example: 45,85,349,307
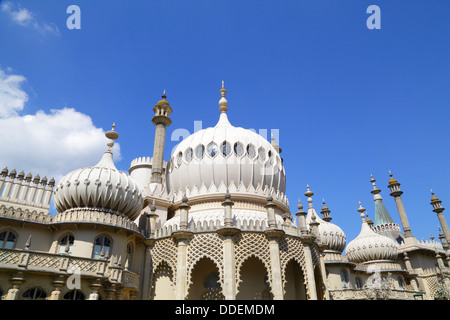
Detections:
186,233,224,291
234,232,272,293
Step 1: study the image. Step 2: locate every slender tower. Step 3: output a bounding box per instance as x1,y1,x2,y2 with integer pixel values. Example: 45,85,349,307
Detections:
430,190,450,248
387,171,415,244
370,174,405,244
150,91,172,184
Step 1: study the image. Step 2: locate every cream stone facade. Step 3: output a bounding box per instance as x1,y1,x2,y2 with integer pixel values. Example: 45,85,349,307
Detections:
0,83,449,300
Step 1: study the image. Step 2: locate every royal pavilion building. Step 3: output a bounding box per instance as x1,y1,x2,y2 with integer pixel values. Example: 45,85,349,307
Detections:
0,83,449,300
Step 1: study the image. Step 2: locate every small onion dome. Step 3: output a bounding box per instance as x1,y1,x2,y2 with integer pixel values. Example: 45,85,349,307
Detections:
54,124,143,220
305,188,346,252
431,190,439,202
388,170,398,185
306,210,347,253
346,203,398,264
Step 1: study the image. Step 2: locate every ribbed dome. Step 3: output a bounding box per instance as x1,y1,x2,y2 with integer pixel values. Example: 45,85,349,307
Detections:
165,84,287,207
54,126,144,220
346,212,398,264
304,192,346,253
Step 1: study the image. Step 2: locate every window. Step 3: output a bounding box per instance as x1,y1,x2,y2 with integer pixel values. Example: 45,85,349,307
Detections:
355,277,363,289
195,145,205,159
126,243,133,269
221,141,231,157
398,276,405,289
176,152,183,167
63,290,85,300
340,269,349,289
233,142,244,157
247,144,256,159
58,234,74,255
22,288,47,300
207,143,218,158
258,147,266,162
185,147,193,162
92,235,112,259
268,150,274,165
0,230,16,249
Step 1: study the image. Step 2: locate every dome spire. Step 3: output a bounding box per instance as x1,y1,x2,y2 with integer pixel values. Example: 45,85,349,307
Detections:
219,81,228,113
105,123,119,152
96,123,119,169
370,174,381,195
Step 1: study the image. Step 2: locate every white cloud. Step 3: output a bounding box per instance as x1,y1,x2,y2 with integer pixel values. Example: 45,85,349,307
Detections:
0,68,122,185
1,1,60,35
0,68,28,117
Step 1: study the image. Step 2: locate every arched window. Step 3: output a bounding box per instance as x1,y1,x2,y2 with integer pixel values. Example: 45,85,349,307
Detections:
195,145,205,159
22,287,47,300
176,152,183,167
58,234,74,254
63,290,85,300
185,147,193,163
340,269,349,289
398,276,405,289
233,142,244,157
221,141,231,157
247,144,256,159
126,243,133,269
207,143,218,158
355,277,363,289
0,230,16,249
92,235,112,259
258,147,266,162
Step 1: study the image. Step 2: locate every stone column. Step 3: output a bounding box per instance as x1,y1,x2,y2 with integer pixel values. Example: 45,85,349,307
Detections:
173,232,192,300
265,230,285,300
5,272,25,300
430,192,450,248
402,252,419,291
88,279,102,300
264,196,285,300
141,243,154,300
302,241,318,300
172,195,192,300
150,92,172,184
217,192,240,300
50,276,65,300
318,251,329,300
388,173,415,243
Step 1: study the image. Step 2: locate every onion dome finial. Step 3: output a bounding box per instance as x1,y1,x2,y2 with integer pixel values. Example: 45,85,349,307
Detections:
219,81,228,113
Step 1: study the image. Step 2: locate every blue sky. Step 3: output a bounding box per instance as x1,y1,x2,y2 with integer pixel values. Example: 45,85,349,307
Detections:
0,0,449,244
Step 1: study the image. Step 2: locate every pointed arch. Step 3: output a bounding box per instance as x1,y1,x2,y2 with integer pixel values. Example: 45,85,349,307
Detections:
186,256,224,300
150,261,175,300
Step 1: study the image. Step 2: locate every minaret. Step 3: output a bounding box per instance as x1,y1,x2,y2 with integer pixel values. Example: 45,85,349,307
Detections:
430,190,450,247
387,171,415,244
371,174,405,244
150,91,172,184
320,199,332,222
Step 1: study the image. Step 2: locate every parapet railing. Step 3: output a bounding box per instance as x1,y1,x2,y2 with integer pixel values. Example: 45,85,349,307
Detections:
0,248,140,290
0,168,54,211
153,218,303,239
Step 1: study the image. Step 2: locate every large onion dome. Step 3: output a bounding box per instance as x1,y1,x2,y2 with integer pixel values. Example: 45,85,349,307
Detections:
345,203,398,264
165,82,288,208
54,124,144,220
